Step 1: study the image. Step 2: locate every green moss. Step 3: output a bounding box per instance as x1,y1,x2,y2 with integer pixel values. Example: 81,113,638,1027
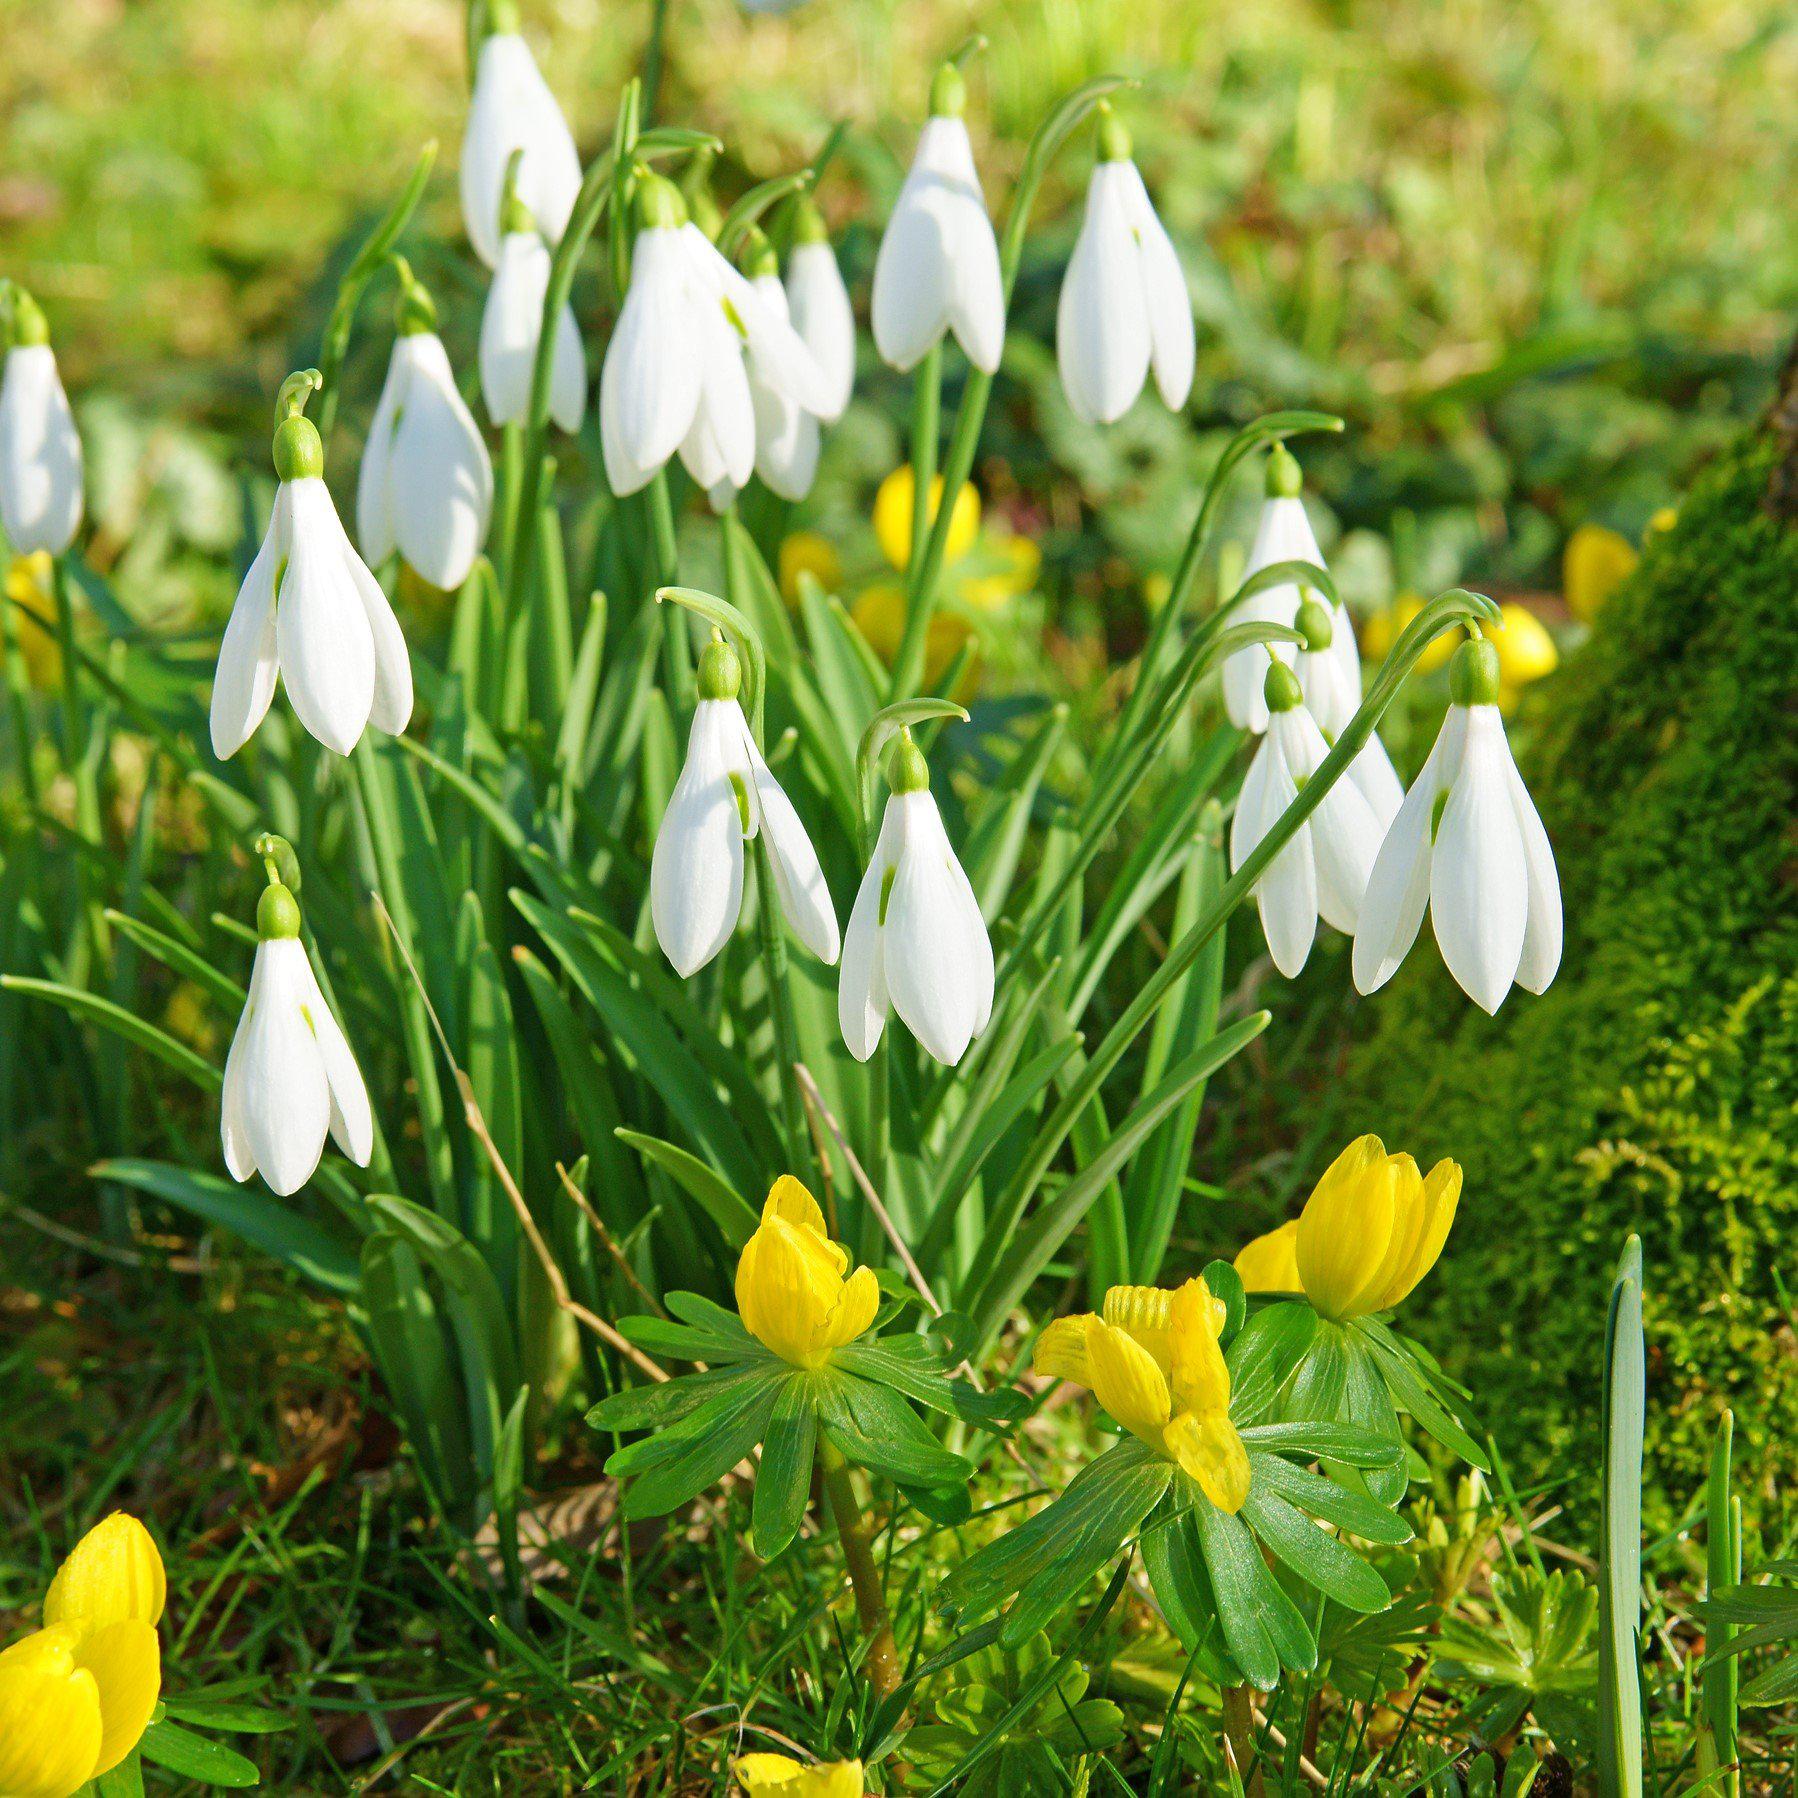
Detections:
1340,428,1798,1527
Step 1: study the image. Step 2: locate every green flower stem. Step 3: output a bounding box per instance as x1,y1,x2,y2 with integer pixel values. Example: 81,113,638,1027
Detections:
0,581,40,818
641,0,672,123
1222,1685,1265,1796
907,340,943,574
817,1435,901,1700
888,74,1131,700
53,557,106,980
492,422,524,595
648,471,692,708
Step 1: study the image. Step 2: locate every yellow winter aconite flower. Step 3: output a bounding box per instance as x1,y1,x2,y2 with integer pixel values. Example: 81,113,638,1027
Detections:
1563,522,1638,623
1358,596,1454,674
0,1514,165,1798
873,465,980,570
735,1177,880,1369
958,531,1041,611
1033,1278,1250,1513
779,530,843,604
6,552,62,690
1487,602,1558,692
1236,1135,1462,1323
851,583,978,695
735,1753,866,1796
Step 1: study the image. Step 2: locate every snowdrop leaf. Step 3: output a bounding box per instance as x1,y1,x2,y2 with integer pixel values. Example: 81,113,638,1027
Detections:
615,1129,759,1247
3,978,222,1092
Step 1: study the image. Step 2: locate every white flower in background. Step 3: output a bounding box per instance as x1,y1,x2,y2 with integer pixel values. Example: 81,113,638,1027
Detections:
212,380,412,759
1221,445,1359,734
1056,105,1194,425
460,0,582,269
600,176,833,499
479,185,586,431
1230,659,1384,978
1293,596,1404,830
651,634,839,977
221,878,373,1197
871,64,1004,376
0,288,83,555
1354,634,1562,1013
840,732,994,1067
358,264,495,591
784,197,855,423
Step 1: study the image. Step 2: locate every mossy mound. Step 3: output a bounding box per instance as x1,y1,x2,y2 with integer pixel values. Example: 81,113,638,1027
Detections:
1336,416,1798,1528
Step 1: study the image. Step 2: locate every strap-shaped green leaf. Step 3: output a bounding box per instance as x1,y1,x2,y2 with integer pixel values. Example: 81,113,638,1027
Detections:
137,1719,261,1787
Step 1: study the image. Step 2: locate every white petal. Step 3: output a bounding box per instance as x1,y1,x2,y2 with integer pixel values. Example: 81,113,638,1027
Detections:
698,231,833,419
1430,705,1529,1013
330,506,413,735
210,485,288,759
1274,707,1379,934
296,954,374,1165
1117,161,1195,410
1295,643,1356,738
220,1011,257,1181
1498,725,1562,994
838,805,900,1061
461,34,581,268
1353,706,1467,994
741,721,839,964
548,301,587,433
1056,162,1151,425
946,193,1005,375
1329,601,1363,708
356,346,405,567
277,479,376,755
479,232,548,426
884,790,983,1064
600,229,702,495
1221,496,1323,730
0,345,83,554
388,333,493,590
231,940,331,1196
1229,733,1280,872
678,300,755,492
785,240,855,422
1346,728,1405,833
943,820,995,1036
1249,739,1318,977
650,699,748,976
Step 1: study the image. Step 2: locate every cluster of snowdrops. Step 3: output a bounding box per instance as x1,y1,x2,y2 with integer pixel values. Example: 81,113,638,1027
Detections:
0,4,1568,1789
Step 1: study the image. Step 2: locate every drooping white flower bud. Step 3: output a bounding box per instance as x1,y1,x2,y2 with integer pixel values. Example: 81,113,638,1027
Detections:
221,876,373,1196
784,198,855,424
840,732,994,1066
871,64,1004,376
358,263,494,591
650,635,839,977
1293,597,1403,830
1353,635,1562,1012
479,181,586,431
211,373,412,759
1230,660,1384,977
0,289,83,555
460,0,582,269
1056,107,1194,425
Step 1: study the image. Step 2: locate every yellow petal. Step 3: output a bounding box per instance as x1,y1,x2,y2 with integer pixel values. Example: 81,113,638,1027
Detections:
1165,1411,1252,1514
1347,1153,1429,1315
1101,1284,1175,1372
1297,1138,1397,1322
812,1764,868,1798
1488,603,1558,688
736,1217,836,1367
778,531,843,605
1168,1279,1232,1417
45,1512,167,1630
1563,522,1638,623
736,1752,806,1792
761,1176,847,1277
1384,1158,1461,1309
71,1620,160,1777
0,1628,103,1798
873,465,980,570
822,1265,880,1352
1032,1315,1096,1388
1235,1220,1301,1292
735,1757,866,1798
1086,1319,1172,1439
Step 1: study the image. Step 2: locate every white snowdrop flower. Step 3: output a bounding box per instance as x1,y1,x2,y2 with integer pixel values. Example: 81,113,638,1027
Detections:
221,879,373,1197
1353,635,1562,1013
870,64,1005,377
1230,659,1385,978
600,177,832,499
1293,596,1404,831
460,0,582,269
0,289,83,555
479,186,585,431
1056,106,1194,426
840,732,994,1067
358,266,495,592
1221,445,1359,734
651,635,839,977
212,378,412,760
784,198,855,423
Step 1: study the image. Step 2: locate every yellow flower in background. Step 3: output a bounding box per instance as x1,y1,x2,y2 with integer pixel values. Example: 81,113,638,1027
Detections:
0,1514,165,1798
958,531,1041,611
1487,602,1558,694
779,530,843,604
1237,1135,1461,1323
1647,506,1678,538
1142,571,1173,613
1563,522,1638,623
1359,596,1454,675
1034,1278,1250,1513
873,465,980,571
735,1177,879,1369
851,583,979,697
6,551,61,690
735,1754,866,1797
